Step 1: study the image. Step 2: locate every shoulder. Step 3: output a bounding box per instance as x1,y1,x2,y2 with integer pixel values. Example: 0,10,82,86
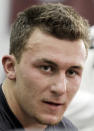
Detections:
0,110,8,131
60,117,78,131
46,117,78,131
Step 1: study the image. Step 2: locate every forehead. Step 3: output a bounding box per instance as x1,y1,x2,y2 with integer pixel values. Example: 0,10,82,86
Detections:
23,29,86,67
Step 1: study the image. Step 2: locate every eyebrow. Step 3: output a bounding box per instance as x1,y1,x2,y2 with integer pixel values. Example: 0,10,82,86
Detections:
70,66,83,71
36,58,58,67
35,58,83,70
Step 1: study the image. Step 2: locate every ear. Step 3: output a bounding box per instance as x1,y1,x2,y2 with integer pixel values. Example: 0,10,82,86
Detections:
2,55,16,80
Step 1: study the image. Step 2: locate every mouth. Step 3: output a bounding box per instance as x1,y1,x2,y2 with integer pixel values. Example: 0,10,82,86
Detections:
44,101,62,106
42,100,64,110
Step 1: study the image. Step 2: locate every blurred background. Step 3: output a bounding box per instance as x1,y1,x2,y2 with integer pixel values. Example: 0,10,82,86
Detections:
0,0,94,131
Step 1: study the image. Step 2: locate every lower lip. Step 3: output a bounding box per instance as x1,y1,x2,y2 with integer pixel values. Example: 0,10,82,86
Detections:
43,102,63,111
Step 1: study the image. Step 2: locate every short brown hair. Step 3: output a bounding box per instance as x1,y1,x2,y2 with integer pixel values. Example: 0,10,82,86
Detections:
10,3,90,61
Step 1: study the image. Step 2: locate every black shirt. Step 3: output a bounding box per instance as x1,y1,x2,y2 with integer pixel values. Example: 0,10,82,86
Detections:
0,85,23,131
0,85,78,131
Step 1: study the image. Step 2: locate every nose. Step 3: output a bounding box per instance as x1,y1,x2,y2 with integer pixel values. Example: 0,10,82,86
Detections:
50,73,67,96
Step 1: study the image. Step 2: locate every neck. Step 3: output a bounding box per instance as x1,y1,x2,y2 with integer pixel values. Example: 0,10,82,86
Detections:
2,79,46,130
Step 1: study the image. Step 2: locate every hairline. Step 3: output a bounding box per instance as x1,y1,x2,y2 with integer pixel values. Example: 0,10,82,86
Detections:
14,27,88,63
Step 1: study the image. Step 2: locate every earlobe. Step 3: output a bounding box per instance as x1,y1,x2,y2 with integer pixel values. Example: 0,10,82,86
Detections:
2,55,16,80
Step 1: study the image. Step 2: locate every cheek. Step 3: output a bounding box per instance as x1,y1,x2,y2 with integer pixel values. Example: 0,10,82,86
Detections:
68,76,81,90
67,77,81,101
17,67,49,96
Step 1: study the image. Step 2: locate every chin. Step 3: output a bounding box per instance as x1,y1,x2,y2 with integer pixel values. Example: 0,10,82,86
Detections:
38,115,61,126
46,119,61,125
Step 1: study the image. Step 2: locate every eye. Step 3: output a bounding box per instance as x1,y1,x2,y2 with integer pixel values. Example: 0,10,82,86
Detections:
66,69,78,77
39,65,55,74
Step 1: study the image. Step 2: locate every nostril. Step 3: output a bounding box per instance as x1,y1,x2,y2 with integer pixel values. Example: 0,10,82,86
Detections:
50,82,67,96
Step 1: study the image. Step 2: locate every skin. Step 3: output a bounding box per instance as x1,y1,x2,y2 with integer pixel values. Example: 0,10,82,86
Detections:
2,29,86,130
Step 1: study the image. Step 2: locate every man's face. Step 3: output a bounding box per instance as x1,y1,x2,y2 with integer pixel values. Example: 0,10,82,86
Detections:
14,29,86,127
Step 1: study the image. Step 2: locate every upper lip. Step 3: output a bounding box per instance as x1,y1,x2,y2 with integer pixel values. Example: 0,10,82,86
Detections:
42,100,65,105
